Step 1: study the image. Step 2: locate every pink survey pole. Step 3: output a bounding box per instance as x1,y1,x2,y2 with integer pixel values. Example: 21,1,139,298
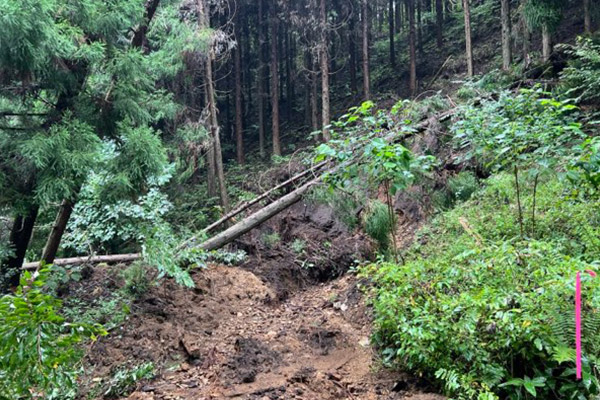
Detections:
576,270,597,380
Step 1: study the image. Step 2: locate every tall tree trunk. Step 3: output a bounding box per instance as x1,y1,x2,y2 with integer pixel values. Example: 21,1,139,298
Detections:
542,24,552,62
41,200,74,265
436,0,443,48
362,0,371,100
310,54,320,133
320,0,331,141
417,0,423,52
584,0,591,34
463,0,474,76
270,6,281,156
389,0,396,66
199,0,229,211
1,206,38,291
396,0,402,33
501,0,512,70
521,4,531,67
349,6,359,95
257,0,266,158
408,0,417,96
285,27,293,121
234,19,244,164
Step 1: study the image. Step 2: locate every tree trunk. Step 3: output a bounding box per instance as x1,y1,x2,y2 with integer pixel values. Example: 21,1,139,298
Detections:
542,24,552,62
285,27,294,121
501,0,512,70
199,0,229,212
349,6,359,95
257,0,266,158
389,0,396,66
41,199,74,265
270,7,281,156
417,0,423,52
436,0,443,48
234,19,244,164
23,254,142,271
362,0,371,100
584,0,591,34
199,178,320,252
1,206,38,291
408,0,417,96
395,0,402,33
521,5,531,67
320,0,331,141
463,0,474,76
310,54,320,133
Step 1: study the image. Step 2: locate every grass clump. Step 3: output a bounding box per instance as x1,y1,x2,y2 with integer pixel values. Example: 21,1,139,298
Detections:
363,200,394,252
361,174,600,399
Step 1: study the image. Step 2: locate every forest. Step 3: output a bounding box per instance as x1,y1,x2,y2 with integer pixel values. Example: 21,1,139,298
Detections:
1,0,600,398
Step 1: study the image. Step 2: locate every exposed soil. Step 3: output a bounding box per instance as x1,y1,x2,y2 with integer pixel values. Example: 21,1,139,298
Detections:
76,200,444,400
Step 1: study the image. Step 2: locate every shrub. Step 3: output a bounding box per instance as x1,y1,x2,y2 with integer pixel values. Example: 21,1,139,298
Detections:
0,269,105,399
363,200,393,252
262,232,281,249
121,262,151,297
102,362,155,399
361,174,600,399
560,38,600,105
447,171,480,203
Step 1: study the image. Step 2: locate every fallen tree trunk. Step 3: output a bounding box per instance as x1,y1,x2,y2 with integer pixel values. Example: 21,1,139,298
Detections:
198,159,329,236
197,177,321,252
22,253,141,270
21,111,455,270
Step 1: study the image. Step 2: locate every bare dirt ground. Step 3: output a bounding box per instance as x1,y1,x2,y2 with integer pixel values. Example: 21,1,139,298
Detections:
77,202,444,400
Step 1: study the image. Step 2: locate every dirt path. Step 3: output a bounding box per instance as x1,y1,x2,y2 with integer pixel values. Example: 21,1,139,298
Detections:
100,265,442,400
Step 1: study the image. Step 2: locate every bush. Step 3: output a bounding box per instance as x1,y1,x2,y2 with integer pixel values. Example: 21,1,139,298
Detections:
560,37,600,105
363,200,393,252
121,262,151,297
0,269,105,399
361,174,600,399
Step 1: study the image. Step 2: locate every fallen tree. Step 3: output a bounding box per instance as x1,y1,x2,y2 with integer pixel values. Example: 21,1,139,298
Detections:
22,111,454,270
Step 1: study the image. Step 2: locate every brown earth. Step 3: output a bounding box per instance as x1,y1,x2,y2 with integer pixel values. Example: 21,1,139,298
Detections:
76,201,444,400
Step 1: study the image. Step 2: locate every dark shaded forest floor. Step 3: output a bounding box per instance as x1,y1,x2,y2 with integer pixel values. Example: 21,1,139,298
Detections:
75,202,443,399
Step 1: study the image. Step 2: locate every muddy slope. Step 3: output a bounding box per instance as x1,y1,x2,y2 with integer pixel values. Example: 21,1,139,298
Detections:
78,202,443,399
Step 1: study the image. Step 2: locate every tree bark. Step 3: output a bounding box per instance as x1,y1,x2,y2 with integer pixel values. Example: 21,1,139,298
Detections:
257,0,266,158
270,7,281,156
234,18,244,164
584,0,591,34
463,0,474,76
23,253,142,271
521,4,531,68
389,0,396,66
1,206,38,291
362,0,371,100
436,0,443,48
501,0,512,70
542,24,552,62
349,5,359,95
320,0,331,141
408,0,417,96
199,0,229,212
310,54,320,133
199,178,320,252
41,199,74,265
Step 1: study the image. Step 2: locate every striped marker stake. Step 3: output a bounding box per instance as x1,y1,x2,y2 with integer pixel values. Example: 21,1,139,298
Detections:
576,270,597,380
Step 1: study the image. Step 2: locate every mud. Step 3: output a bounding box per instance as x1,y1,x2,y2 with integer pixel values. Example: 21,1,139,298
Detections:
75,199,442,399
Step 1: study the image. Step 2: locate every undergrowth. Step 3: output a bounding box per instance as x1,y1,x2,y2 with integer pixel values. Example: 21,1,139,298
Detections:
362,173,600,399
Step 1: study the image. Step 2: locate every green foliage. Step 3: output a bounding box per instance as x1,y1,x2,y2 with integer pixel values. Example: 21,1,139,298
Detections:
453,87,584,174
121,263,151,298
362,174,600,399
0,268,106,399
560,38,600,104
568,137,600,196
262,232,281,249
522,0,564,32
306,186,361,229
447,171,480,203
291,239,307,255
102,362,155,399
364,200,393,251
